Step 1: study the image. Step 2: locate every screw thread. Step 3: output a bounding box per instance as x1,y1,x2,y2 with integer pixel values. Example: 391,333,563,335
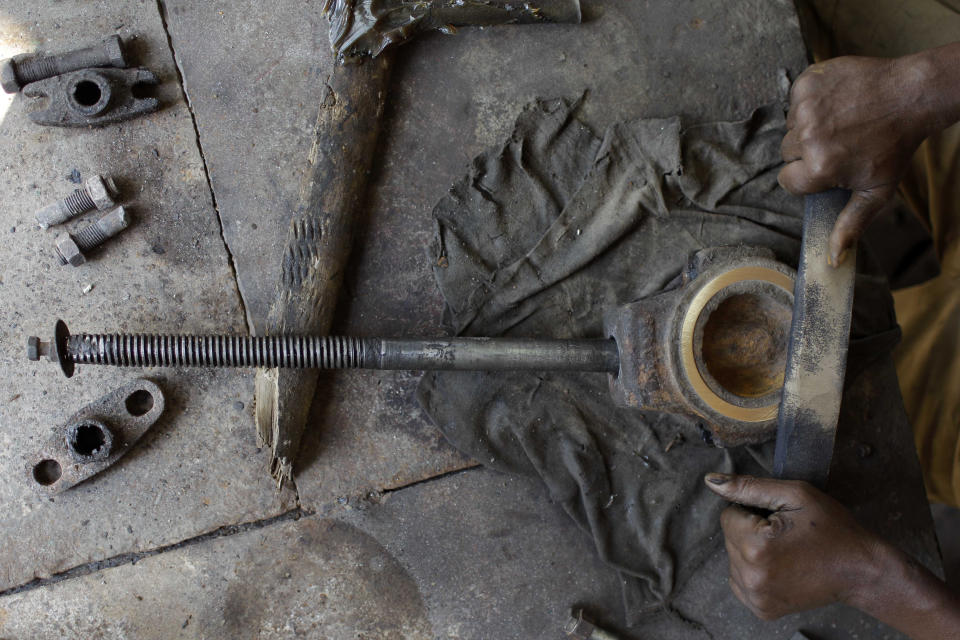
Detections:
72,222,109,252
16,56,59,83
66,334,374,370
64,189,97,216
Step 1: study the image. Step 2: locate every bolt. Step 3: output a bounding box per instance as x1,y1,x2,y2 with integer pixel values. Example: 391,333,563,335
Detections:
1,35,127,93
36,175,118,228
54,206,130,267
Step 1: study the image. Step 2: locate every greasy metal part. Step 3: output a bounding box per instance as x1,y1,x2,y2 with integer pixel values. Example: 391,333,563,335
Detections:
325,0,582,61
35,175,118,229
29,321,617,377
26,379,165,493
774,190,857,488
0,34,127,94
55,206,130,267
605,247,796,447
29,248,797,448
565,609,622,640
24,67,159,127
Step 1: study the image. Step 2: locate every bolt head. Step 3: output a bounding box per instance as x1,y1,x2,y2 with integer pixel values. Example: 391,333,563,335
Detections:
54,233,85,267
86,175,117,210
26,336,40,361
104,35,128,68
0,58,20,93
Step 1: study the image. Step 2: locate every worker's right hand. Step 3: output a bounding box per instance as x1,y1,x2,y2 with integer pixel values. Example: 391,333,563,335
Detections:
779,49,957,266
704,473,885,620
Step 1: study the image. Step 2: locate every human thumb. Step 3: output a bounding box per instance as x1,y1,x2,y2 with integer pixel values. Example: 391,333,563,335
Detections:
704,473,802,512
828,188,892,267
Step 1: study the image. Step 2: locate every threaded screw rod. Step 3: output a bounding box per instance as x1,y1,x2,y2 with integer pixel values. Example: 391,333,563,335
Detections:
28,321,620,379
1,35,127,93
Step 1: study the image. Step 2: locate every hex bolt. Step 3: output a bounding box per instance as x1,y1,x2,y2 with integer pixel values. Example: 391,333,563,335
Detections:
54,206,130,267
35,175,118,229
1,34,127,94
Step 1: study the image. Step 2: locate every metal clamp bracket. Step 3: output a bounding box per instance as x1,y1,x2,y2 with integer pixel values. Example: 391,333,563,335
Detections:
24,67,159,127
27,379,165,493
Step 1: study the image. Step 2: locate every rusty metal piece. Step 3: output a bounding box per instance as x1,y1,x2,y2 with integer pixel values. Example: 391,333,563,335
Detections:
0,34,127,94
35,175,118,229
605,247,796,446
54,206,130,266
26,379,165,493
28,247,797,448
23,67,159,127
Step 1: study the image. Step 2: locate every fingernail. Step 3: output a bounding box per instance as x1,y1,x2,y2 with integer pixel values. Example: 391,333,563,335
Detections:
706,473,731,485
829,249,849,268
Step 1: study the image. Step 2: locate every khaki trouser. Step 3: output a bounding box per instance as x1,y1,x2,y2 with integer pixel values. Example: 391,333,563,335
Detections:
798,0,960,506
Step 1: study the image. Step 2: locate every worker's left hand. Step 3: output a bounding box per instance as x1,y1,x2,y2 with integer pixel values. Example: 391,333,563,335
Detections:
704,473,885,620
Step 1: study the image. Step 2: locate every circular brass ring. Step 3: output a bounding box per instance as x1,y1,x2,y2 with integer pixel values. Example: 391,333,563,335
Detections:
679,266,794,423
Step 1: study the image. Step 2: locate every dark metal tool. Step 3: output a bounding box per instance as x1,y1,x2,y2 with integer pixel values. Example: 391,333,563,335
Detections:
28,249,800,448
1,34,128,93
24,67,159,127
773,190,857,488
27,379,165,493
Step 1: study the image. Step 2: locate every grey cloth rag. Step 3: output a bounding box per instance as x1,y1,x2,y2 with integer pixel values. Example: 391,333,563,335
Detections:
416,98,898,624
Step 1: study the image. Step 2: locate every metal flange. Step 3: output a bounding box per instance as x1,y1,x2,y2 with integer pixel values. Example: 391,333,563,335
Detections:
27,379,165,493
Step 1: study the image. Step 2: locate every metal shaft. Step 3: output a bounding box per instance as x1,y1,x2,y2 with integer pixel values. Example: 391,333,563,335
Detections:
29,321,619,378
2,35,127,93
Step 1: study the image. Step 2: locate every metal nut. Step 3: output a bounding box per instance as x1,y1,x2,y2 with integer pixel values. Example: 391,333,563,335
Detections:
0,59,17,94
86,175,117,210
104,34,128,68
55,233,86,266
26,336,40,361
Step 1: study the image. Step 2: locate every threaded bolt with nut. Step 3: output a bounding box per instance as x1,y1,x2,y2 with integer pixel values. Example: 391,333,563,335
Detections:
55,206,130,267
36,175,118,229
1,35,127,94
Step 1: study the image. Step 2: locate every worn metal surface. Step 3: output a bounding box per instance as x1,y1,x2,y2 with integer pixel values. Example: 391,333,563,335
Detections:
0,34,127,93
35,174,117,229
54,206,129,266
605,248,795,447
26,379,165,493
0,1,294,593
24,66,159,127
774,189,857,488
31,321,619,375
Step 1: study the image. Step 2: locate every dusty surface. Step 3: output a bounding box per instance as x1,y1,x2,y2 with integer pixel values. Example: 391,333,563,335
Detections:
0,1,295,594
0,0,943,638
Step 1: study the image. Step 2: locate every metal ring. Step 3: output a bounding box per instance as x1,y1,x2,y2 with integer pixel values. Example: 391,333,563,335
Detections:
679,266,794,423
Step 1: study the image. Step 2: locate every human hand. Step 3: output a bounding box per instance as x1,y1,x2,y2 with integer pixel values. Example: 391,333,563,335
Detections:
779,54,946,266
704,473,884,620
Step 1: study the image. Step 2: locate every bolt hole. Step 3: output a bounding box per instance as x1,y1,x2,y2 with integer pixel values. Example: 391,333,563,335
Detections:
72,80,102,107
126,389,154,416
33,459,62,485
69,422,108,457
130,82,155,100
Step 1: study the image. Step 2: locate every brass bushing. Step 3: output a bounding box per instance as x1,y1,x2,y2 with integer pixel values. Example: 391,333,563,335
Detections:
606,248,796,446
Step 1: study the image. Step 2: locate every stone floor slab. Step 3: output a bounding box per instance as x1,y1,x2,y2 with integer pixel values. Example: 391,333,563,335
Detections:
0,1,294,592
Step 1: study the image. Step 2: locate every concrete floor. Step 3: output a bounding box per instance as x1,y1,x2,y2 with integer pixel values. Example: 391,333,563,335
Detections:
0,1,953,638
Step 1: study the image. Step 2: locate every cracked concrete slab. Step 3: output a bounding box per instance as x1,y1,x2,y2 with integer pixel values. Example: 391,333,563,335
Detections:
0,2,294,593
0,515,433,639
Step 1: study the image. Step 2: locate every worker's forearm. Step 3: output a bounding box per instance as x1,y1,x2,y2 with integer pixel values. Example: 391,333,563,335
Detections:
846,540,960,639
906,42,960,136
